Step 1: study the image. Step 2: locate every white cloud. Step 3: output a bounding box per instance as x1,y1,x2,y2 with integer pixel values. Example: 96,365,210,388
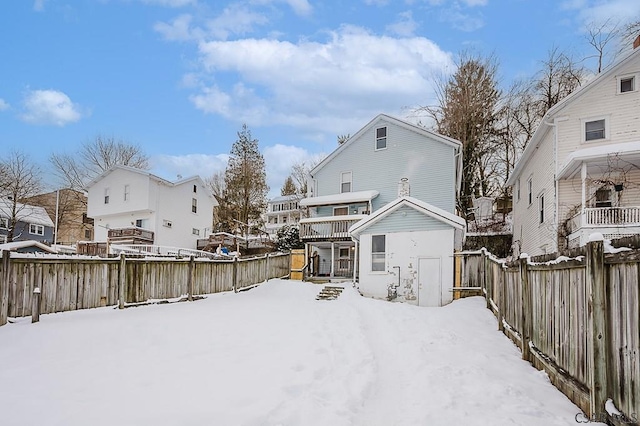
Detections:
0,99,9,111
573,0,640,28
364,0,389,5
150,153,229,181
263,144,326,197
386,11,419,36
21,89,84,126
189,25,453,134
439,7,484,31
154,14,203,41
461,0,487,6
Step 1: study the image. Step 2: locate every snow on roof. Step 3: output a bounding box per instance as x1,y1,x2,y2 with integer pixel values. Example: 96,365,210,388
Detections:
0,240,58,253
349,196,466,238
0,198,54,227
299,190,379,207
557,141,640,179
269,194,299,203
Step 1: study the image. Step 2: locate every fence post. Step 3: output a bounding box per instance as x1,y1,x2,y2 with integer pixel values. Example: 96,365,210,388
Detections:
497,266,504,332
265,252,270,282
483,250,491,310
1,250,10,326
587,237,608,418
187,256,195,301
118,253,126,309
32,287,41,323
233,257,238,293
519,255,531,362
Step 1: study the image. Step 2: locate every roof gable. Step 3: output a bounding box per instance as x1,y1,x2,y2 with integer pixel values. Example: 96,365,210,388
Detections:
311,114,461,176
349,196,465,238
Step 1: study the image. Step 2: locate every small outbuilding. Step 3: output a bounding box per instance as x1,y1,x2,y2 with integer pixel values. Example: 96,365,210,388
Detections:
349,196,465,307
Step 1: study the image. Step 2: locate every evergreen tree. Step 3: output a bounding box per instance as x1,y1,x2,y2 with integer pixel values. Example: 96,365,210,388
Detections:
281,176,297,196
222,124,269,245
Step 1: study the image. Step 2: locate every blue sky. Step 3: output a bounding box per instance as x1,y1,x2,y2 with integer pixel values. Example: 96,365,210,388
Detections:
1,0,639,197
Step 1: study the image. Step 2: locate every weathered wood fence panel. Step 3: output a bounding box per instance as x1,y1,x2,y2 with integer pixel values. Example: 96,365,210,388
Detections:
0,252,291,324
461,242,639,425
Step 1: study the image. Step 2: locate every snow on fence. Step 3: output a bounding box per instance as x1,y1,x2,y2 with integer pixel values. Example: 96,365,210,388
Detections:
0,251,290,324
460,239,639,426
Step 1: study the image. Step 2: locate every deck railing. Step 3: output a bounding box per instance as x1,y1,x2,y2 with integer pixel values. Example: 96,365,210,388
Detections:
584,206,640,225
299,218,363,241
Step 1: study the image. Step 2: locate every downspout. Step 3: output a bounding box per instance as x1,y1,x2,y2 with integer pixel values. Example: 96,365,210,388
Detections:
545,119,559,253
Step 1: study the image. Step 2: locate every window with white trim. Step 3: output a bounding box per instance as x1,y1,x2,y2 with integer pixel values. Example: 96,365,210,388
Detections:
527,177,533,205
595,186,613,208
375,127,387,150
371,235,386,272
0,217,8,229
104,187,110,204
29,223,44,236
124,184,130,201
340,171,352,193
539,193,545,224
618,74,636,93
585,119,606,141
516,179,521,202
192,198,197,213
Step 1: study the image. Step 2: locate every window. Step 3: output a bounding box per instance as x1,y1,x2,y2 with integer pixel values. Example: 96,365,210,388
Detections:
0,235,6,244
595,187,613,208
585,119,606,141
193,184,197,193
371,235,386,272
192,198,198,213
29,224,44,236
124,184,130,201
282,216,287,223
0,217,7,229
375,126,387,150
516,179,521,202
334,207,349,216
84,229,92,239
341,171,352,193
619,75,636,93
192,228,200,236
104,188,110,204
339,247,350,258
539,193,545,224
527,178,533,205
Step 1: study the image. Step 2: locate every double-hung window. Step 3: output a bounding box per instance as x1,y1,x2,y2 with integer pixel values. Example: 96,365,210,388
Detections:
539,193,545,224
341,172,352,193
527,178,533,205
371,234,386,272
104,188,110,204
124,184,130,201
375,127,387,150
0,217,8,229
585,119,606,141
192,198,198,213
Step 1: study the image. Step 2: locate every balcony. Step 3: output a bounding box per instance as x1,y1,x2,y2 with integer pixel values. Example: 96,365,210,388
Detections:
567,206,640,248
108,227,154,245
299,215,366,242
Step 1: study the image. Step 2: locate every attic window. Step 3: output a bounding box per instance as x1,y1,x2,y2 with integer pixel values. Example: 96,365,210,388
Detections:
375,127,387,150
619,76,635,93
585,119,606,141
193,184,197,193
29,224,44,236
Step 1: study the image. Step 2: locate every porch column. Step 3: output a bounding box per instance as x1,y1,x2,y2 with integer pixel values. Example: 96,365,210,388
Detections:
581,162,587,245
330,242,335,276
352,241,358,283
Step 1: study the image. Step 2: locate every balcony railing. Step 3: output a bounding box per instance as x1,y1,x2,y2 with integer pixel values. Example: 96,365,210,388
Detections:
584,206,640,226
299,217,364,241
108,227,154,244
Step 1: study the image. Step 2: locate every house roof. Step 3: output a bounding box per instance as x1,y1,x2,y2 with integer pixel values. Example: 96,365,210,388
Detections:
0,198,55,227
310,114,462,177
506,47,640,187
85,165,218,205
299,190,379,207
0,240,58,254
349,196,466,239
269,194,299,203
557,140,640,179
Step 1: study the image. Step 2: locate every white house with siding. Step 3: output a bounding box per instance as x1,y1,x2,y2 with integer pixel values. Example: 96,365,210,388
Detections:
299,113,465,307
86,165,217,250
506,43,640,256
264,194,301,236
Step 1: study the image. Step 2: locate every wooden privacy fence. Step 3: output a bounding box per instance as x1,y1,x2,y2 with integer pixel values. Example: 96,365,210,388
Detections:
0,251,290,325
461,239,639,425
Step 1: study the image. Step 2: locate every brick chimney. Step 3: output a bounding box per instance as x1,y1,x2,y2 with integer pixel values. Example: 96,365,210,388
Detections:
634,35,640,50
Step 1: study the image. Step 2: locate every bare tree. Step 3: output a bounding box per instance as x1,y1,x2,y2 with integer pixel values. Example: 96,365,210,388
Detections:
534,47,585,116
205,170,228,230
585,19,619,73
620,20,640,52
0,151,44,241
50,136,149,198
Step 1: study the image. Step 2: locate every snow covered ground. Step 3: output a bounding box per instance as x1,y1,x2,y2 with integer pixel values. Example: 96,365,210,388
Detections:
0,280,595,426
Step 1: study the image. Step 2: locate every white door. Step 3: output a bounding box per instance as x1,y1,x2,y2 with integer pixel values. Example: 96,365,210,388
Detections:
418,257,442,307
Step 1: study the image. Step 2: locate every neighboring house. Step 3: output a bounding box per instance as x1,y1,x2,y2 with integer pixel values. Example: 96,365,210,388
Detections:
507,43,640,257
86,165,218,250
0,240,58,254
299,113,465,307
264,194,302,236
24,188,94,245
0,198,55,244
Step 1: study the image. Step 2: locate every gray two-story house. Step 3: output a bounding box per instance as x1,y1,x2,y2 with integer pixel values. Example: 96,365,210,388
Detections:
299,114,465,307
0,198,55,245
